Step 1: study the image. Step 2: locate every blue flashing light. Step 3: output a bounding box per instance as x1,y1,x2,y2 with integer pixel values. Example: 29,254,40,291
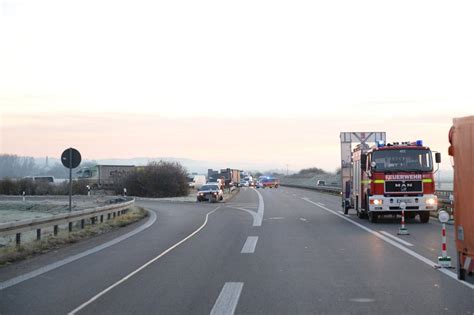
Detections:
377,140,385,148
416,140,423,146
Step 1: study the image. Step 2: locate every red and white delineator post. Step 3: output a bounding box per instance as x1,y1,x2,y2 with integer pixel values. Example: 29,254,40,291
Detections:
397,202,409,235
437,210,452,268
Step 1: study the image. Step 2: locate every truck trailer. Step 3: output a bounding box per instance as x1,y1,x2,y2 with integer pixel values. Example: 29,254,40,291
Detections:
76,165,135,189
449,116,474,280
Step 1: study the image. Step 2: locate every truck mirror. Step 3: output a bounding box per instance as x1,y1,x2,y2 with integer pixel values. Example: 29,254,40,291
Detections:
435,152,441,163
361,154,367,171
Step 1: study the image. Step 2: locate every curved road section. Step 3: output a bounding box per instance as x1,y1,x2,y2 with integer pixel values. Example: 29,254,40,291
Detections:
0,187,473,314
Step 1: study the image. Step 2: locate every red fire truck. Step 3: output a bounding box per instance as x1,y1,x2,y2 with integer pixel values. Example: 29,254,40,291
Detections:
344,140,441,223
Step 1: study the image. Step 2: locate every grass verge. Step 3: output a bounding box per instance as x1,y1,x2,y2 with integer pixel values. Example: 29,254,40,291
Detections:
0,206,148,267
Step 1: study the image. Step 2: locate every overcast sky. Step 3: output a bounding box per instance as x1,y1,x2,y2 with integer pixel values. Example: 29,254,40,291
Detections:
1,0,473,171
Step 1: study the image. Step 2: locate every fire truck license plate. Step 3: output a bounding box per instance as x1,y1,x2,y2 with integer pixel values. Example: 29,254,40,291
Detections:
396,198,413,204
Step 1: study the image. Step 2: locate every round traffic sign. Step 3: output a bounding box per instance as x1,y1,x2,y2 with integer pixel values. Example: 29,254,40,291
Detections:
438,210,450,223
61,148,82,169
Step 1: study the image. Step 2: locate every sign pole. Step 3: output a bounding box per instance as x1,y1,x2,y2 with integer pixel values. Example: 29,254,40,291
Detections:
437,210,452,268
61,147,81,213
397,202,409,235
69,148,72,212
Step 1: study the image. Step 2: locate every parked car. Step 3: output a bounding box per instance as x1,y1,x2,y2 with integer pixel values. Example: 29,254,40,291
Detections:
316,180,326,186
197,183,224,202
239,179,249,187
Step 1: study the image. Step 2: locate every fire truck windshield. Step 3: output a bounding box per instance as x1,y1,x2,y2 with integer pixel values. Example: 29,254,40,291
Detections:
371,149,433,172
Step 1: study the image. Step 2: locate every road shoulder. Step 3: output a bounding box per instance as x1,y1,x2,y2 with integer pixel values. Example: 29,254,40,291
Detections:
0,208,154,283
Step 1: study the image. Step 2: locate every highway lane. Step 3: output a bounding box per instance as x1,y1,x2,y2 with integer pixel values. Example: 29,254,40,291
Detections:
280,186,461,265
0,201,230,314
0,188,473,314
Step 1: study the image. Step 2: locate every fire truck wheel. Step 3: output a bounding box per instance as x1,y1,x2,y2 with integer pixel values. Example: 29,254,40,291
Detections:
368,212,378,223
419,212,430,223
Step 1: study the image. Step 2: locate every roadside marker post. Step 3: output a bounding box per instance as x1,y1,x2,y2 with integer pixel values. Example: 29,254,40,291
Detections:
397,202,409,235
436,210,452,268
22,191,25,203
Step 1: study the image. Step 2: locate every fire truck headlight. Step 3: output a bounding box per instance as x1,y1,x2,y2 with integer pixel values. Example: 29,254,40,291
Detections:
370,199,383,205
426,198,437,206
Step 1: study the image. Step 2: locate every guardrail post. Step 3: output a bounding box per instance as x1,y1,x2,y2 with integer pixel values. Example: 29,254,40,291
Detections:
69,222,73,232
36,229,41,240
16,233,21,246
54,225,58,236
81,219,85,229
100,215,104,223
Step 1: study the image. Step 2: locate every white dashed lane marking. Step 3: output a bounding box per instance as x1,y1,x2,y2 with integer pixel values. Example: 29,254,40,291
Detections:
241,236,258,254
210,282,244,315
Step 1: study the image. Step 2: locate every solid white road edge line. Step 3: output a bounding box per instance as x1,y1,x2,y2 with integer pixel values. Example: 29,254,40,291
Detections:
241,236,258,254
301,198,474,290
68,206,222,315
380,230,414,247
0,209,157,291
210,282,244,315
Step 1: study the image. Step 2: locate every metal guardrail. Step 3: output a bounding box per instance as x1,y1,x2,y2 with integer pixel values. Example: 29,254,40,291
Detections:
280,183,453,205
0,198,135,245
435,190,453,202
280,183,341,194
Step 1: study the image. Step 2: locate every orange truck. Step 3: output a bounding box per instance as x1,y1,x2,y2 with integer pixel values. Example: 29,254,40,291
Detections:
448,116,474,280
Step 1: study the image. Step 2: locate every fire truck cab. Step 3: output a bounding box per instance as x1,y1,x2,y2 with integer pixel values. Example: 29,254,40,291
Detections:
348,140,440,223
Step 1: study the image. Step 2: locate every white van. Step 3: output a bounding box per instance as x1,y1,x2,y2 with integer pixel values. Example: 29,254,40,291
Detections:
189,175,206,189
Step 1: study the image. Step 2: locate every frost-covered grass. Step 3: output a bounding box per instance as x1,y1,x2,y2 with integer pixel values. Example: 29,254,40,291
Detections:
0,198,115,223
0,206,147,266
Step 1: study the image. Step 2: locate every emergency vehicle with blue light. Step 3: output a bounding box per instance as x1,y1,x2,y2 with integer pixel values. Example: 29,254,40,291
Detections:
344,140,441,223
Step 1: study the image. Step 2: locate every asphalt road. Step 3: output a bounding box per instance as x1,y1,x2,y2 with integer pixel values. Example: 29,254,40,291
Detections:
0,188,473,314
